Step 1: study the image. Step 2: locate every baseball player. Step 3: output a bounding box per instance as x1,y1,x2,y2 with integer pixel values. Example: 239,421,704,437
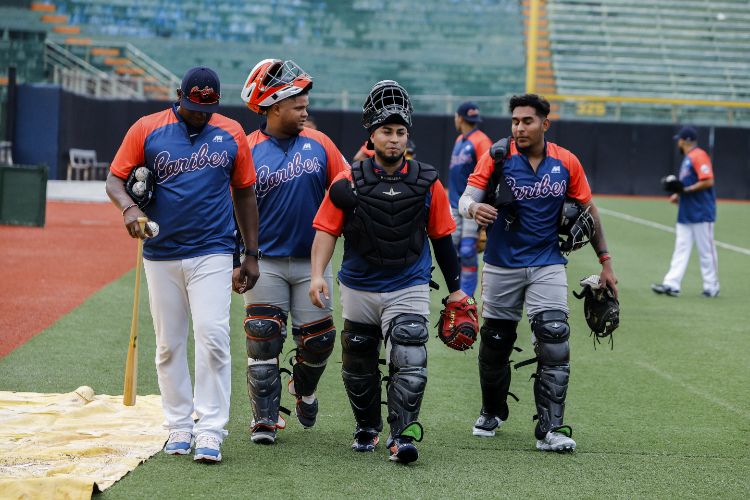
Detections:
459,94,617,452
354,138,416,162
652,126,719,297
106,67,260,463
236,59,349,444
309,80,468,464
449,101,492,296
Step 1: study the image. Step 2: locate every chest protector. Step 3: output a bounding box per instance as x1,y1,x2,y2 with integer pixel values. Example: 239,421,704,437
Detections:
332,158,438,268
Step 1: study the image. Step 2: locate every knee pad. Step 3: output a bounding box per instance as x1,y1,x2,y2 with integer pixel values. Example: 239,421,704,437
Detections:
459,237,478,267
244,304,287,361
386,314,428,437
531,310,570,366
478,318,518,419
293,316,336,367
341,320,383,430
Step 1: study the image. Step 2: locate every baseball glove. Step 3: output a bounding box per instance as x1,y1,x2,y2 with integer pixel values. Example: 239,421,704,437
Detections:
661,174,684,194
572,275,620,348
125,166,155,209
436,295,479,351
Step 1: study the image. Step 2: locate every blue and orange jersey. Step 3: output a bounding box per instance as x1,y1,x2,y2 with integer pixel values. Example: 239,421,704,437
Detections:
467,140,592,268
247,125,349,257
313,161,456,292
678,146,716,223
110,103,255,261
448,128,492,208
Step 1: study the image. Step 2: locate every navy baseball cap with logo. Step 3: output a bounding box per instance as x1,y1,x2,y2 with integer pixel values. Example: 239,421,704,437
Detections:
673,125,698,141
457,101,482,123
180,67,221,113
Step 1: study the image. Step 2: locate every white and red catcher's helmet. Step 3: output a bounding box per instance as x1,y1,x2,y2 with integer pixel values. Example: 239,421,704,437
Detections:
241,59,313,114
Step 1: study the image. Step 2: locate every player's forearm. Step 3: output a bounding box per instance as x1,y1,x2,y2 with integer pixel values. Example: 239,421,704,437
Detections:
685,178,714,193
431,235,461,293
232,185,259,252
311,231,337,279
585,202,610,258
458,185,485,218
105,172,136,211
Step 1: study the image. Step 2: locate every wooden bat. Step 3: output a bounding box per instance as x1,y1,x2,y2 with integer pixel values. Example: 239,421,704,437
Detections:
123,216,148,406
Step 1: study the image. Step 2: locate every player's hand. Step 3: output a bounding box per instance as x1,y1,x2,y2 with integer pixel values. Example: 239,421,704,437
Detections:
471,202,498,227
669,193,679,204
599,260,618,299
236,258,260,294
309,276,330,309
445,289,468,303
124,206,148,239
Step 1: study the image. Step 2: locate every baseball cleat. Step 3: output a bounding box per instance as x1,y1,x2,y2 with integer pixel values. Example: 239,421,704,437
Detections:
472,412,503,437
651,284,680,297
250,420,277,444
387,436,419,464
352,428,379,452
295,398,319,428
193,434,222,463
701,289,720,298
164,431,192,455
536,427,576,453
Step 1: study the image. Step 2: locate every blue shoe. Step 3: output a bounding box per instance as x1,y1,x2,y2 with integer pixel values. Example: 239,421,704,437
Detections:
387,436,418,463
651,284,680,297
352,428,379,452
193,434,222,463
701,289,719,298
164,431,192,455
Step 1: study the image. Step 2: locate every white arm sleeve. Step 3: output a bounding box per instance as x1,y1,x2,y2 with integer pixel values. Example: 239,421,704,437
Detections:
458,185,486,219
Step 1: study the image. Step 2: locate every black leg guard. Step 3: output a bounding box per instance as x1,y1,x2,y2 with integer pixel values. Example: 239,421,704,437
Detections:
341,320,383,433
386,314,428,438
291,316,336,397
531,310,570,439
478,318,518,420
245,304,287,430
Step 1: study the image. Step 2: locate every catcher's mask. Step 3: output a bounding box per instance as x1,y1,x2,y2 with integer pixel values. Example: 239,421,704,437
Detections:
362,80,413,132
558,198,595,254
241,59,313,114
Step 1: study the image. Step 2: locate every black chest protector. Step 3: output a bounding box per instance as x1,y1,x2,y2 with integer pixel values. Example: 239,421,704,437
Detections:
329,158,438,268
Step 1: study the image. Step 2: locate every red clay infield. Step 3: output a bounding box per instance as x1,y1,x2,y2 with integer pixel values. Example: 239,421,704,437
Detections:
0,201,136,357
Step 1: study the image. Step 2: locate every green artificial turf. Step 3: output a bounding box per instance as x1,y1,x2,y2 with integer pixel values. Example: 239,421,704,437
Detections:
1,196,748,499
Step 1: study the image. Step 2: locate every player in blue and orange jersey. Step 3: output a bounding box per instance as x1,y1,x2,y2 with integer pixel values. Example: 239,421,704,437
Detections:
236,59,350,444
458,94,617,453
652,126,719,297
353,138,416,162
309,81,468,464
106,67,260,463
449,101,492,296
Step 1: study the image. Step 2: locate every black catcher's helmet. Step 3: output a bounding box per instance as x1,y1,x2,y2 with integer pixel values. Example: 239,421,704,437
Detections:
559,198,595,254
362,80,413,131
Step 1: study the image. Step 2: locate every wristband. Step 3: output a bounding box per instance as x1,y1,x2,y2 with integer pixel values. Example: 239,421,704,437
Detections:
599,253,611,264
122,203,138,216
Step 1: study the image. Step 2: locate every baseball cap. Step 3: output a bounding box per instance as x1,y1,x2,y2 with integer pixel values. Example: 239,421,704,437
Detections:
457,101,482,123
180,67,221,113
673,125,698,141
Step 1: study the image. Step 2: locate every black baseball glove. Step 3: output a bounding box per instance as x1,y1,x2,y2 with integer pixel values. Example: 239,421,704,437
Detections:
661,174,684,194
125,166,155,209
572,275,620,349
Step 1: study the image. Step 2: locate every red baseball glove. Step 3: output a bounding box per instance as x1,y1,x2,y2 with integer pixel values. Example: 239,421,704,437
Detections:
436,295,479,351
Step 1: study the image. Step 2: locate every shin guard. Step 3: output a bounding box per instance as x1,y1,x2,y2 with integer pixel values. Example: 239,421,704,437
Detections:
531,310,570,439
478,318,518,420
341,320,383,432
291,316,336,397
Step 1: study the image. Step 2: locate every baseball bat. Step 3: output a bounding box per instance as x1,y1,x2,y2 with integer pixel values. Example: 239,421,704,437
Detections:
123,216,148,406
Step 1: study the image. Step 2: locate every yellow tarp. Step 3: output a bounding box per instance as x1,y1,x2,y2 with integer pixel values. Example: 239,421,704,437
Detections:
0,389,166,500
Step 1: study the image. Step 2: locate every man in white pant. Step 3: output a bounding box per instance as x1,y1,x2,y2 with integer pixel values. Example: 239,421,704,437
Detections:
652,125,720,298
106,67,261,463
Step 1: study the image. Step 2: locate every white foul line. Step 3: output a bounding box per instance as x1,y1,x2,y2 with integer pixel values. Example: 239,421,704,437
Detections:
635,361,749,421
598,207,750,256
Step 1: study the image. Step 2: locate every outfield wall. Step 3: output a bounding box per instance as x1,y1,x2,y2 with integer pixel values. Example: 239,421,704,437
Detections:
13,85,750,199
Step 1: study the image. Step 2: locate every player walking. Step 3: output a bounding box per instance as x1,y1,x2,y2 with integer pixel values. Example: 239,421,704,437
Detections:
237,59,350,444
309,81,469,463
652,126,720,298
449,101,492,296
106,67,260,463
459,94,617,452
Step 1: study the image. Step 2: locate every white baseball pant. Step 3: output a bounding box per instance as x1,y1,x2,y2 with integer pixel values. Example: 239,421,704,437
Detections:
662,222,720,294
143,253,233,442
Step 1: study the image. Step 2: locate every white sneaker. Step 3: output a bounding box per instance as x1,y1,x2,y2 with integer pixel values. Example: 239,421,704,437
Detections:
164,431,192,455
193,434,222,463
536,430,576,453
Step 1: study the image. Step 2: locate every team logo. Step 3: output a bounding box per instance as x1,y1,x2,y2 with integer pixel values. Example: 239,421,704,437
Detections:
153,143,230,182
212,135,223,143
303,143,312,150
506,174,567,201
700,164,710,174
383,187,402,197
255,152,322,198
551,166,561,173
